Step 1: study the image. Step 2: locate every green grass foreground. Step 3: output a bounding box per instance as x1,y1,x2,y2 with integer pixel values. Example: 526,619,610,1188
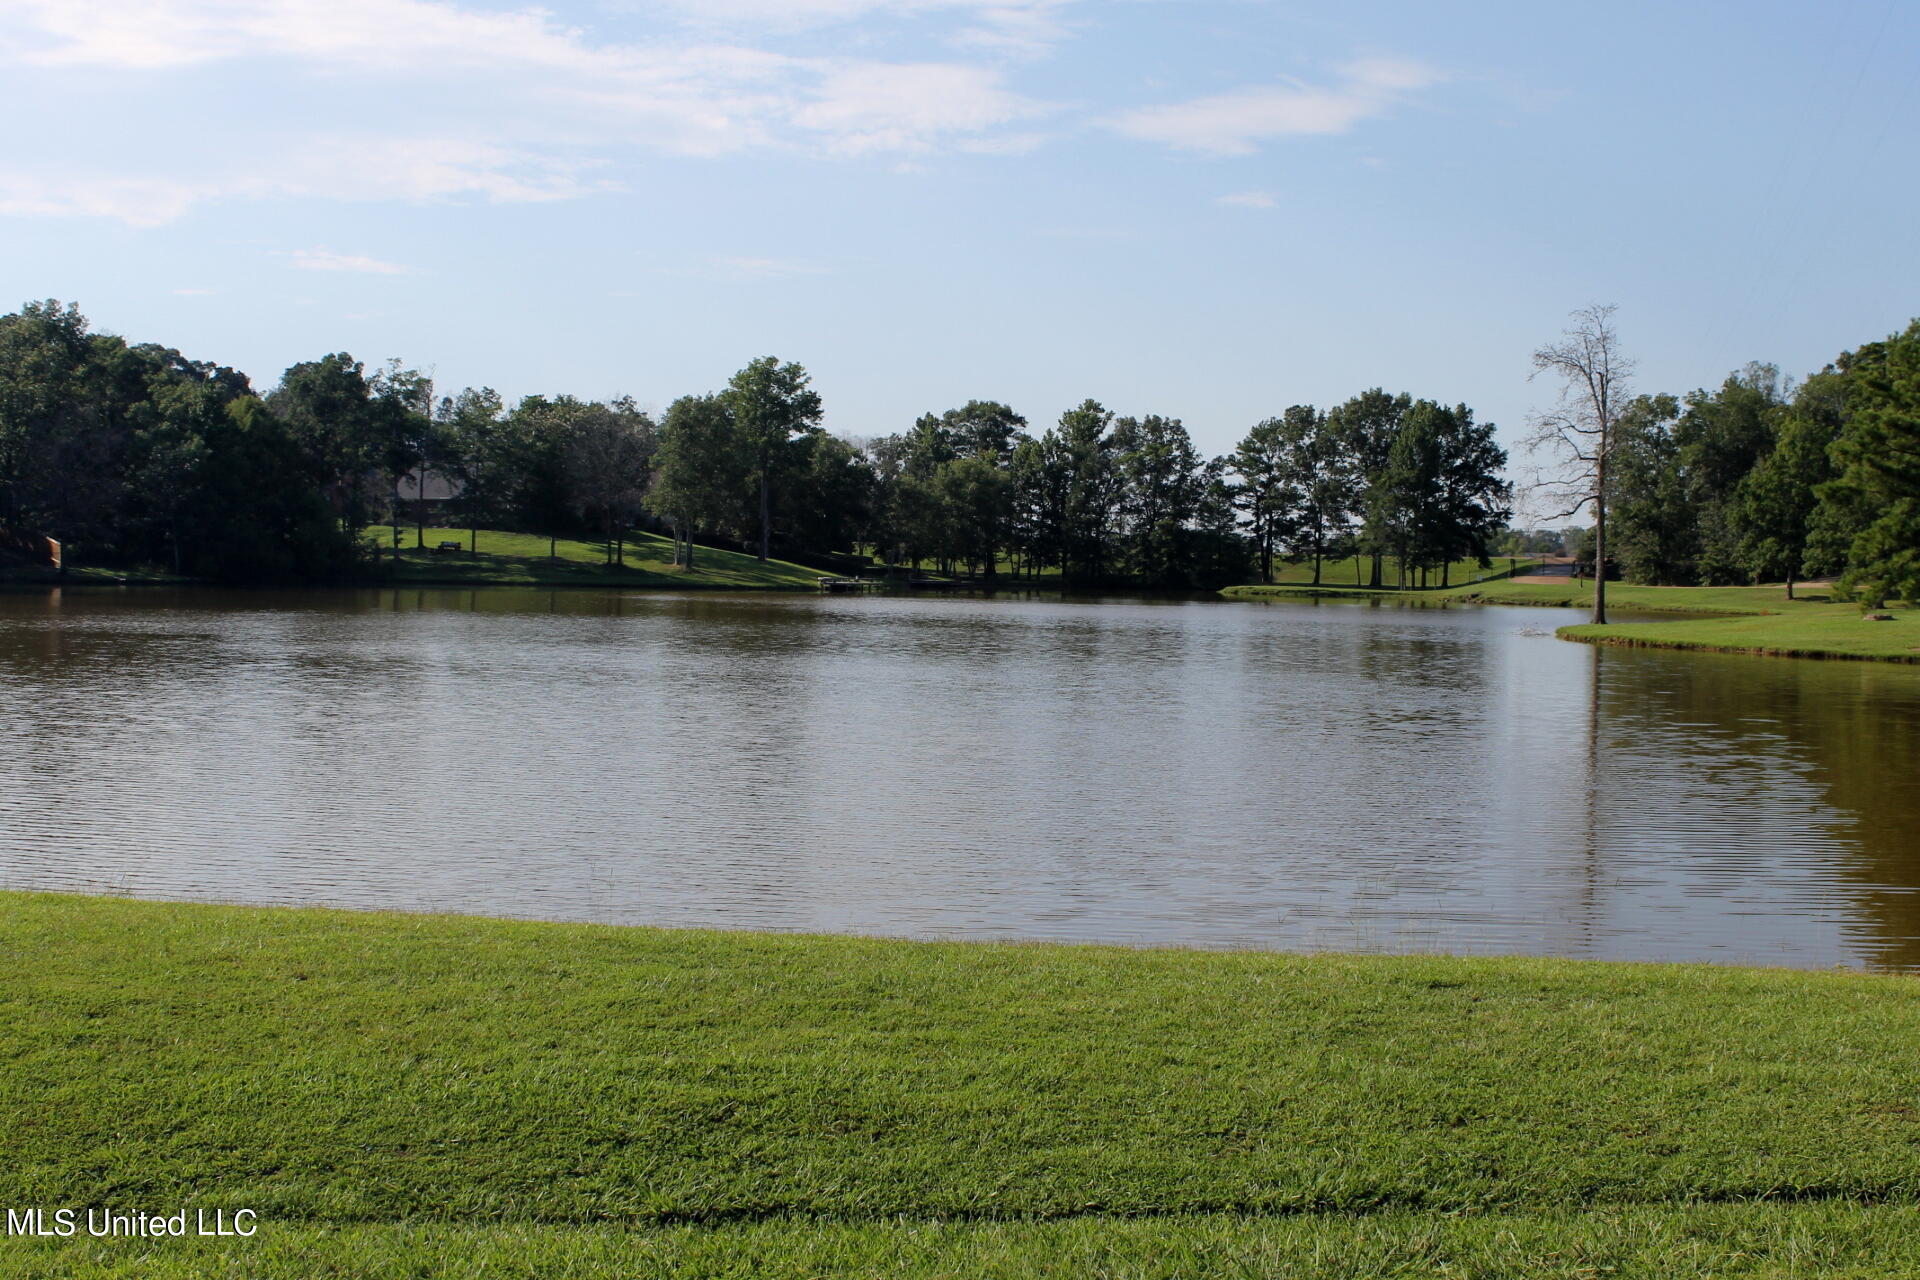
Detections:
1224,578,1920,663
365,526,826,590
8,892,1920,1277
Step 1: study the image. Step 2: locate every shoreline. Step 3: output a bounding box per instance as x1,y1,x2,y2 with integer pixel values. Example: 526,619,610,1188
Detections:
1222,579,1920,664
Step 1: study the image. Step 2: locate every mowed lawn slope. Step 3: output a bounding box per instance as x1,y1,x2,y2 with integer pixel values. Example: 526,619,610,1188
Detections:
1226,578,1920,662
8,892,1920,1276
367,526,826,589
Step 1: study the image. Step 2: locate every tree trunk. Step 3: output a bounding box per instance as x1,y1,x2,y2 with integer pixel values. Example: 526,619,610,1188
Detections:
1593,459,1609,625
470,526,477,556
758,467,770,562
1442,561,1450,588
1369,552,1383,589
549,534,557,561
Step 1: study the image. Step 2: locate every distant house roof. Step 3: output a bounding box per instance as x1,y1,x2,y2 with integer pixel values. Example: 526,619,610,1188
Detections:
396,469,464,502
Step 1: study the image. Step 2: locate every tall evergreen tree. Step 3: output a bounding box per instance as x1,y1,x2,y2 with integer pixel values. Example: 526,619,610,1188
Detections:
1827,320,1920,606
1327,388,1411,588
1230,417,1295,584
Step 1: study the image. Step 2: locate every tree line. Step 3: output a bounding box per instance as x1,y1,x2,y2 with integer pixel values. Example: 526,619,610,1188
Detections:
0,300,1518,587
1530,308,1920,608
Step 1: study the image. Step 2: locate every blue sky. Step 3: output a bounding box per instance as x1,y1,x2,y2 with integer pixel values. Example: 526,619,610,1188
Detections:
4,0,1916,476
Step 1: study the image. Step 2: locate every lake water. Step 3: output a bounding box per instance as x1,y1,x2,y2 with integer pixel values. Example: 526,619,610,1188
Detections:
4,586,1919,970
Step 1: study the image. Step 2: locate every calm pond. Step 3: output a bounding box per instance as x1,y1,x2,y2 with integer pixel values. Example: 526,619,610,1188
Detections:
4,586,1919,970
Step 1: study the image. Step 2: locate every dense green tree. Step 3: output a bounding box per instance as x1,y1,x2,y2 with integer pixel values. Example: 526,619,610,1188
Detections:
1051,400,1122,583
1430,403,1511,584
1009,434,1065,580
366,361,437,550
1377,401,1446,586
499,395,594,552
1114,414,1203,586
267,353,400,543
562,399,656,565
1673,364,1787,584
0,301,132,550
1734,372,1845,598
1327,388,1411,588
1607,394,1695,584
651,394,746,571
182,397,355,581
785,433,875,559
725,357,823,562
1276,405,1354,585
1827,320,1920,606
1231,416,1297,584
1187,457,1252,586
439,387,509,553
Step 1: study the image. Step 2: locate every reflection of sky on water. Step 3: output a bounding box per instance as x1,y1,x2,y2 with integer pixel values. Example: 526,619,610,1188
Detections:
3,586,1919,969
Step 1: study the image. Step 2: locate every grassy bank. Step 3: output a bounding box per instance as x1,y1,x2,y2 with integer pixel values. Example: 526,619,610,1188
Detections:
1222,578,1794,612
1224,577,1920,662
9,892,1920,1276
0,563,198,587
366,527,825,590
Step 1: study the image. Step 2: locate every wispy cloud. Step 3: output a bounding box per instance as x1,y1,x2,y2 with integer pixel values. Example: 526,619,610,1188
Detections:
792,61,1046,154
0,0,1064,224
1110,57,1445,156
170,287,215,295
650,0,1077,55
1215,191,1276,209
289,247,416,275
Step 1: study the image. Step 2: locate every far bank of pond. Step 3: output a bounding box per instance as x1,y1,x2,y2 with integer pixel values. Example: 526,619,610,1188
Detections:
9,890,1920,1278
1224,579,1920,663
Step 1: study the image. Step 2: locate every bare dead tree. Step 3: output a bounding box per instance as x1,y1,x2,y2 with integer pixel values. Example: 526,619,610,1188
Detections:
1525,304,1634,625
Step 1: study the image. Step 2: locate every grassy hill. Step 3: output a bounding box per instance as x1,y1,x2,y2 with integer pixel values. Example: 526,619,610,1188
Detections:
1224,576,1920,663
366,527,826,590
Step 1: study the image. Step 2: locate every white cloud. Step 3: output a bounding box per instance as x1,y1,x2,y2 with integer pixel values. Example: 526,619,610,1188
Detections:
289,247,415,274
0,174,211,226
0,136,598,226
0,0,1064,223
1110,57,1445,156
1215,191,1276,208
793,62,1046,154
650,0,1076,54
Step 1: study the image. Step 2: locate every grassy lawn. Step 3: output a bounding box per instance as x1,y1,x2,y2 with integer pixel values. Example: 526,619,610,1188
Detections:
366,526,826,590
1224,577,1920,663
9,891,1920,1276
0,563,197,586
1265,555,1539,588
